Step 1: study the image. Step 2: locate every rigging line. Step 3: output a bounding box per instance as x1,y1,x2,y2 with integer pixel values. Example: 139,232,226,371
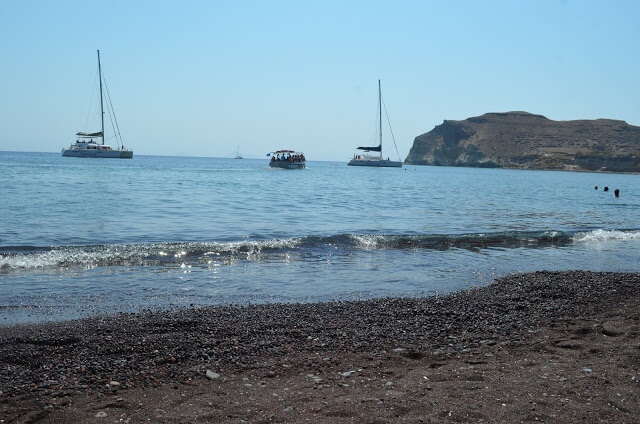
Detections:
102,75,118,146
102,74,118,144
83,68,99,131
105,94,118,145
381,95,402,162
102,72,124,148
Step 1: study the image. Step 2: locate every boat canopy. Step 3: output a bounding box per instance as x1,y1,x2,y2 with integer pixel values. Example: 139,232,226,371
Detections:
76,131,103,138
357,145,382,152
268,149,305,158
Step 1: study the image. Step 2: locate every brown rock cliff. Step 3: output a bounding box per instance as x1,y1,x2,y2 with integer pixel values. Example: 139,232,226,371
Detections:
405,111,640,172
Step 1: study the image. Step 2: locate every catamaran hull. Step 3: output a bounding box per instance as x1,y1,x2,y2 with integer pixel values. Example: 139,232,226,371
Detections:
62,149,133,158
348,159,402,167
269,161,305,169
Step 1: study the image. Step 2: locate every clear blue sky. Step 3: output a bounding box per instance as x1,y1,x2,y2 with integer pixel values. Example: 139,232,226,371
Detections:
1,0,639,160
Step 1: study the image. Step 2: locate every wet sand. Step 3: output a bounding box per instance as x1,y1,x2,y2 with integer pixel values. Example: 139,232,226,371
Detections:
1,271,638,423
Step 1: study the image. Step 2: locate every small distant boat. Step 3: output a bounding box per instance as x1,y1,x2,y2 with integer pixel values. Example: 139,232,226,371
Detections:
348,80,402,168
268,150,306,169
62,50,132,159
234,145,243,159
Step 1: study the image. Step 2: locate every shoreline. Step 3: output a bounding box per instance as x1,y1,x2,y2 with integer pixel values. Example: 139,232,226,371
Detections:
1,270,638,422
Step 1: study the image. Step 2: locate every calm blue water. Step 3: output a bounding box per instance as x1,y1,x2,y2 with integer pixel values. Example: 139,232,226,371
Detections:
1,151,639,324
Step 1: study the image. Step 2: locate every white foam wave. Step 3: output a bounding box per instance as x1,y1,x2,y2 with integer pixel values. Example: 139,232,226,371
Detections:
0,246,140,270
349,234,386,249
0,238,303,270
573,229,640,243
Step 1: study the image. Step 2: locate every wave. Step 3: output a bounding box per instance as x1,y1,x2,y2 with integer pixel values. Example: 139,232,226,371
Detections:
573,229,640,243
0,239,302,271
346,231,573,250
1,229,639,271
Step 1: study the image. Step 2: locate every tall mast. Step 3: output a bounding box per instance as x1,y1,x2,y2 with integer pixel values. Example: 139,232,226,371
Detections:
97,50,105,145
378,79,382,156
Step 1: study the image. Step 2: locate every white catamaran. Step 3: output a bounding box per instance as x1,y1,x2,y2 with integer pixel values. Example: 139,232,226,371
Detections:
348,80,402,167
62,50,133,159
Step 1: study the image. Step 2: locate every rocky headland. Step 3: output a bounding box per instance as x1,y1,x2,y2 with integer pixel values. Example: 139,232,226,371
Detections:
405,111,640,172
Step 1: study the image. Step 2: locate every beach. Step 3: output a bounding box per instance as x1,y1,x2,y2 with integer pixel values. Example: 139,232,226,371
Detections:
2,2,640,422
1,270,638,423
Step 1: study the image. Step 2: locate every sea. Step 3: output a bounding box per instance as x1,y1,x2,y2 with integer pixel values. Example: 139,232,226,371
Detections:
1,151,639,325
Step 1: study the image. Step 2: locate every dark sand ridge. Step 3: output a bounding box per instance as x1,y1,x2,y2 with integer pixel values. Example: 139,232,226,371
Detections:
1,271,638,423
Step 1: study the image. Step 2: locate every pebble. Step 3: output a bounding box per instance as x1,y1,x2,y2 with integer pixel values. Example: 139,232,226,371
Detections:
95,411,107,418
602,321,625,337
582,368,593,373
306,374,322,383
206,370,221,380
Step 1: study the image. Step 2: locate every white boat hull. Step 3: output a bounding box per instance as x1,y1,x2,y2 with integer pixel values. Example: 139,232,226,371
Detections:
348,159,402,167
62,148,133,158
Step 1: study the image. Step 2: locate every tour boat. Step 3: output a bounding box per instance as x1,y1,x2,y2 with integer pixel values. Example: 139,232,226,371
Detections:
268,150,306,169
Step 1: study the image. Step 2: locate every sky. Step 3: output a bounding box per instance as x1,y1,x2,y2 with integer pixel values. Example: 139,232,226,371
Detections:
1,0,639,161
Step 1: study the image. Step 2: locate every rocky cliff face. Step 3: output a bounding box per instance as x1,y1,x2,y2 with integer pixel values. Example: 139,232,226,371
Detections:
405,111,640,172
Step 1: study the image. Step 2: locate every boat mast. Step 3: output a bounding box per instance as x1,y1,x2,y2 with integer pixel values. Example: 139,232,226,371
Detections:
378,79,382,158
97,50,105,145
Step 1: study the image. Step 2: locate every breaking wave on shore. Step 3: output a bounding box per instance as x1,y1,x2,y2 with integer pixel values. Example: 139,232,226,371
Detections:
2,229,639,272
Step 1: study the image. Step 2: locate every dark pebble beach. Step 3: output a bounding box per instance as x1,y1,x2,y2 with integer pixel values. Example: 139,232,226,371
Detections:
1,270,639,423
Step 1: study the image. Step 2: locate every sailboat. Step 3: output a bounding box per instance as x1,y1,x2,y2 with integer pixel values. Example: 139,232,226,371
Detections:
348,80,402,167
234,145,243,159
62,50,133,159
